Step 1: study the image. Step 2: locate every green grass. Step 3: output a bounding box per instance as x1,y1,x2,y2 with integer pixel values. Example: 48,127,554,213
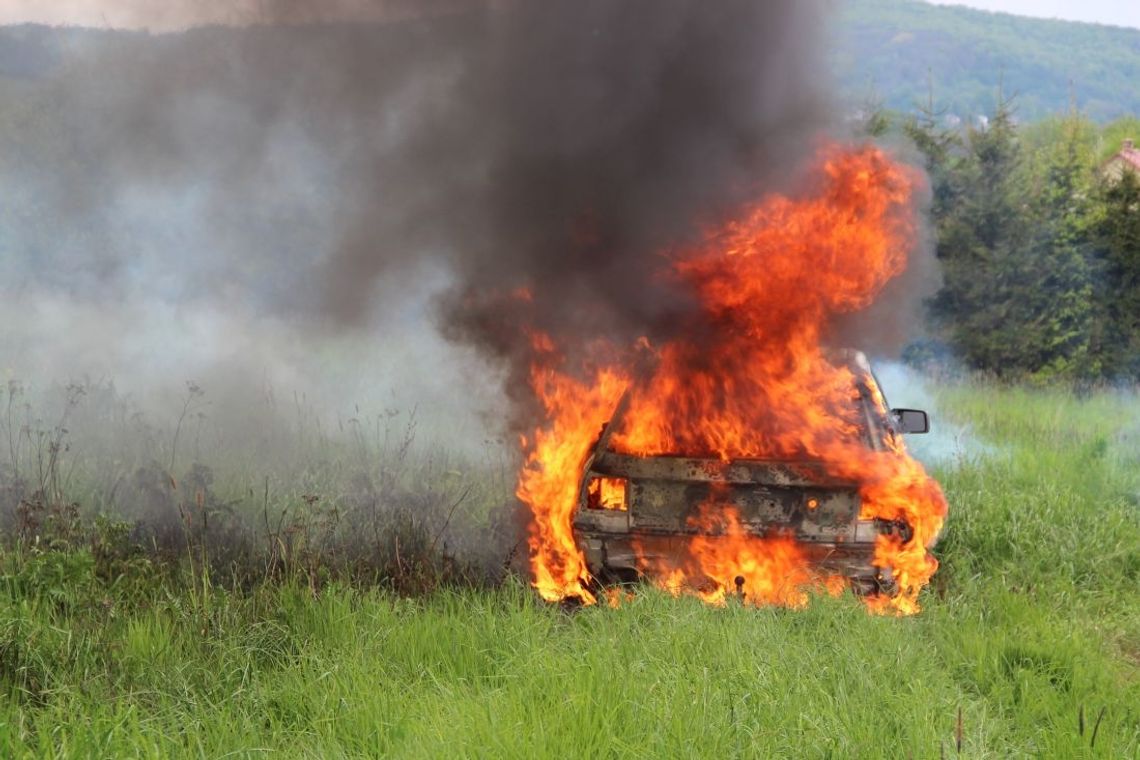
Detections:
0,382,1138,758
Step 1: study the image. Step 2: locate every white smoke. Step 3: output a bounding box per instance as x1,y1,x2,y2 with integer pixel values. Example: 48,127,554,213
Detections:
872,360,996,469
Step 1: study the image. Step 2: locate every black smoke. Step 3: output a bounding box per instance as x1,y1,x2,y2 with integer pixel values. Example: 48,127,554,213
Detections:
0,1,834,427
1,0,894,576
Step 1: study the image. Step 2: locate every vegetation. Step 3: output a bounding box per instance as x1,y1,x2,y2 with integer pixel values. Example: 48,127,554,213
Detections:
875,98,1140,382
0,381,1137,756
836,0,1140,121
0,380,516,597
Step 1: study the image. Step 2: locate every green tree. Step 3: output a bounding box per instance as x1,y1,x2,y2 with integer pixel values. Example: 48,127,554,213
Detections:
1088,169,1140,377
927,97,1031,375
1015,109,1097,379
924,98,1098,380
855,92,893,140
902,81,962,224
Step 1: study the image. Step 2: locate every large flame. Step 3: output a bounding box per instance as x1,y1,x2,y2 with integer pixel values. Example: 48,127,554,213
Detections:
515,144,947,614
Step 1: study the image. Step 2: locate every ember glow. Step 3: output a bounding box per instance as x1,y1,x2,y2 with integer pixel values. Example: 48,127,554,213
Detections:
515,144,948,615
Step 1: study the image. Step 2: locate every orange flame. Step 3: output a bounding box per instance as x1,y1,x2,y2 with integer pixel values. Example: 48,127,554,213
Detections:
586,477,628,511
634,489,837,608
515,144,947,614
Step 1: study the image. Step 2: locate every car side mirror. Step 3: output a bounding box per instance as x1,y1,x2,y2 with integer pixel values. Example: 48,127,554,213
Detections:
892,408,929,434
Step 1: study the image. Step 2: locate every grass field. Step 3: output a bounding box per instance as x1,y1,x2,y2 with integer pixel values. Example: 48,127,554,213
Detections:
0,382,1138,757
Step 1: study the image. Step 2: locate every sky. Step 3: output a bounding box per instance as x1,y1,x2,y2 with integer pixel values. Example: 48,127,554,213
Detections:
0,1,241,29
2,0,1139,31
0,1,424,30
924,0,1140,29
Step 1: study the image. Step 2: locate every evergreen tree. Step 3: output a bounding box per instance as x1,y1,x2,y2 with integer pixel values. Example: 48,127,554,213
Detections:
903,78,961,223
856,93,893,140
920,97,1100,380
926,96,1036,376
1089,169,1140,378
1016,109,1096,379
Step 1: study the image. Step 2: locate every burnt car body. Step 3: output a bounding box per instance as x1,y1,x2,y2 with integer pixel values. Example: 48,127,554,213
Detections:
572,351,928,596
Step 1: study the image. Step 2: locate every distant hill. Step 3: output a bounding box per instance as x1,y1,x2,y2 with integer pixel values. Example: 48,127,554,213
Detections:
835,0,1140,121
1,0,1139,127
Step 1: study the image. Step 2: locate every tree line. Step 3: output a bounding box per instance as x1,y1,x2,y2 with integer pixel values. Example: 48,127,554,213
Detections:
867,100,1140,382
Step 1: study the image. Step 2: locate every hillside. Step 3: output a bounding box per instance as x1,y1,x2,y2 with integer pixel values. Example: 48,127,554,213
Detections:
2,2,1140,124
836,0,1140,121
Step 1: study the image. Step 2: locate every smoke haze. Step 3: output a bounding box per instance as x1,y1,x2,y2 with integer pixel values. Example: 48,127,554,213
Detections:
1,1,842,439
0,0,963,579
0,0,441,31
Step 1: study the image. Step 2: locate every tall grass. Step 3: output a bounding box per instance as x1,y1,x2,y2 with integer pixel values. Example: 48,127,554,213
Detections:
0,380,1136,757
0,378,517,592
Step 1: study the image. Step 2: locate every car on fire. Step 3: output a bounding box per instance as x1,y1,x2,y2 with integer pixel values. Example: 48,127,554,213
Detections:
572,350,929,597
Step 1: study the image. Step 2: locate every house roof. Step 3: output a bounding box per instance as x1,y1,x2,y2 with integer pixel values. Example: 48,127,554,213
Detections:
1116,148,1140,171
1107,139,1140,172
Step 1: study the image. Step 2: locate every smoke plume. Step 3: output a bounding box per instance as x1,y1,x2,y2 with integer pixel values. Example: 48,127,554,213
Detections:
0,1,838,436
0,0,961,579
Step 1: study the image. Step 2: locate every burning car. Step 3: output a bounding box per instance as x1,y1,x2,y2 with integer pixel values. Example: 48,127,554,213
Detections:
572,350,929,601
517,145,948,614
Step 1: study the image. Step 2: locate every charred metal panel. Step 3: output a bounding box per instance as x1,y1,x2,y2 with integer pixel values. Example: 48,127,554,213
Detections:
574,508,630,533
795,490,859,542
592,452,856,488
619,477,859,542
599,537,640,573
732,483,801,524
574,454,863,543
580,535,606,573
